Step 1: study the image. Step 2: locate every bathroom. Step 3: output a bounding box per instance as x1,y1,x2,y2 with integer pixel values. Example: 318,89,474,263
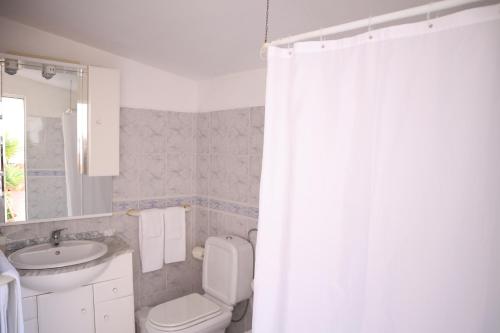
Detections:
0,0,499,333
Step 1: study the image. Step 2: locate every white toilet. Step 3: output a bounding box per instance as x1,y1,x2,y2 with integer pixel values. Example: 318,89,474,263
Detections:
144,235,254,333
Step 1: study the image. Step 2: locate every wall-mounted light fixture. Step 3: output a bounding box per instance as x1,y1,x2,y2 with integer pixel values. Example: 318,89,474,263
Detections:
42,64,56,79
4,59,18,75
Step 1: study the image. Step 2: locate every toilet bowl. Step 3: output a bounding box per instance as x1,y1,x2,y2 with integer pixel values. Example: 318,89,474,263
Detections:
145,293,231,333
142,236,254,333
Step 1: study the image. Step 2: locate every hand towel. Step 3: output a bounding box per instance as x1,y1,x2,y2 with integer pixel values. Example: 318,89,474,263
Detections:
139,209,164,273
164,207,186,264
0,250,24,333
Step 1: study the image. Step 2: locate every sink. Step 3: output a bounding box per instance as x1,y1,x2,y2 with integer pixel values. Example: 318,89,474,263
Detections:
8,240,109,293
9,240,108,269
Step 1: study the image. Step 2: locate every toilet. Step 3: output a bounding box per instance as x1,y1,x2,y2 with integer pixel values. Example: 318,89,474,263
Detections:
144,235,254,333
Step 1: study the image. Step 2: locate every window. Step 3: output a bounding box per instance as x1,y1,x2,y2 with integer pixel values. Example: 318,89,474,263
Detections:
0,96,27,222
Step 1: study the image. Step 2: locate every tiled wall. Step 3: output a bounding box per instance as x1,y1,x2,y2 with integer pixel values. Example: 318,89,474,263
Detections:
0,106,264,333
113,108,200,308
195,107,263,207
113,108,195,211
193,107,264,333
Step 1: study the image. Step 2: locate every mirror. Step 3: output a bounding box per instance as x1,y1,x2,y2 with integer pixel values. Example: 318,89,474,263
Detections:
0,55,112,223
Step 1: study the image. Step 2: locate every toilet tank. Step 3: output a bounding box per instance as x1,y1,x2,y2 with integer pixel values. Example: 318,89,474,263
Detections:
202,235,253,306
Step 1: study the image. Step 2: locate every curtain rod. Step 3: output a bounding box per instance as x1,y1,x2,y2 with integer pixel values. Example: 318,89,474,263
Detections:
261,0,482,54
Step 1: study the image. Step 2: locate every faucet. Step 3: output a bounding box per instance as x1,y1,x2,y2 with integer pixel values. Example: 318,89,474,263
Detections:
50,228,66,247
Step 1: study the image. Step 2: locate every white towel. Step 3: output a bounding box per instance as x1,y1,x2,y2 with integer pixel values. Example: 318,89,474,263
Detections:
164,207,186,264
139,209,165,273
0,250,24,333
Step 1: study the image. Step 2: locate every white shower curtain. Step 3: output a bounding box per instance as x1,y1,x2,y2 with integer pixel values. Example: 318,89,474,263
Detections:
62,111,113,216
253,4,500,333
62,111,81,216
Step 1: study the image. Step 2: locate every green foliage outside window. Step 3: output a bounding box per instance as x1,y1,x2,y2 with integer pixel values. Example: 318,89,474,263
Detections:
4,135,24,220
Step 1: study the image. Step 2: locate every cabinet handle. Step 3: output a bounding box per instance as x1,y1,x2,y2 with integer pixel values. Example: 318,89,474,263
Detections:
104,314,110,320
112,288,118,293
81,308,87,314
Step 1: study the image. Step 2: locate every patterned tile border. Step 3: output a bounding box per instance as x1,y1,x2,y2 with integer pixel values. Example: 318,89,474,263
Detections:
27,169,65,177
5,230,105,252
192,196,209,208
113,196,258,219
206,197,259,219
112,200,138,212
112,197,194,212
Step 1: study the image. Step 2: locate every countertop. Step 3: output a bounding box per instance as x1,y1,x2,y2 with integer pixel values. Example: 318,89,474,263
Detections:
13,236,133,277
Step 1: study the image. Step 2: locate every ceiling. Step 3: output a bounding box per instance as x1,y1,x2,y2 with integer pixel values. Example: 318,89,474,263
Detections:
0,0,428,79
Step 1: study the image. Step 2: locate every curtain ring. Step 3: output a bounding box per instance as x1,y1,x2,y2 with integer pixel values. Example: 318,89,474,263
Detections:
319,31,326,48
427,2,434,28
368,16,374,40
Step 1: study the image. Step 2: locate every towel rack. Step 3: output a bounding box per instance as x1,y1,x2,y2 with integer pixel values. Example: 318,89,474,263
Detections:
126,204,191,217
0,274,14,286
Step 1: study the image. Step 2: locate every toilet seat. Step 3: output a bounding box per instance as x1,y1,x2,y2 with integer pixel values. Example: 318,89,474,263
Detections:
146,293,229,332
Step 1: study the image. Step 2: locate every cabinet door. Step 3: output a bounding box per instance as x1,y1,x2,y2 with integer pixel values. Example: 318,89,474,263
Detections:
37,286,95,333
95,296,134,333
87,65,120,176
23,296,38,333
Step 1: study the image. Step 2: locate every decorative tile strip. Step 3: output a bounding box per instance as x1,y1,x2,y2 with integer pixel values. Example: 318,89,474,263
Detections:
192,196,209,208
27,169,66,177
113,196,258,219
193,196,259,219
138,199,166,209
113,197,194,212
112,200,138,212
165,196,193,208
6,230,105,252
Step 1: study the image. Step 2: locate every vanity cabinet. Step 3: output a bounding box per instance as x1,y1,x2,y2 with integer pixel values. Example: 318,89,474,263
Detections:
21,252,134,333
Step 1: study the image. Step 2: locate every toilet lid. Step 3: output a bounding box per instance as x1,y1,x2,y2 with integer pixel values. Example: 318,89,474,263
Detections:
148,293,222,329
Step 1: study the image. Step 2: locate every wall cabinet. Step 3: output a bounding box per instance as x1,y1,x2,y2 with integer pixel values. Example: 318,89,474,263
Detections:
86,65,120,176
21,253,134,333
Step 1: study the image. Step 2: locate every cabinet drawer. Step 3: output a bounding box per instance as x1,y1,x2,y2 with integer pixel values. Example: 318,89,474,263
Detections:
93,276,133,303
90,252,133,283
22,296,37,320
24,318,39,333
95,296,134,333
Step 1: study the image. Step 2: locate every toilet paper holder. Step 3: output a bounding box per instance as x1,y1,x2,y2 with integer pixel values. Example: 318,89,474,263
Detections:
192,246,205,261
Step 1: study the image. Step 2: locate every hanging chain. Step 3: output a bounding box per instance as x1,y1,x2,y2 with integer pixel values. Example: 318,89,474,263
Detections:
264,0,270,43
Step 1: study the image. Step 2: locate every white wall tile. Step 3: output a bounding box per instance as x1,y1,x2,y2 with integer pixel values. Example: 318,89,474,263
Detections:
166,153,193,195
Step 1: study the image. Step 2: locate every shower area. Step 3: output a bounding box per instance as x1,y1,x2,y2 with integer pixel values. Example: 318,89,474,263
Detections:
253,1,500,332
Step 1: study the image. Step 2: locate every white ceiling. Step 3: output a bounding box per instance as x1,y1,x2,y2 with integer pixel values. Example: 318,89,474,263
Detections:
0,0,429,79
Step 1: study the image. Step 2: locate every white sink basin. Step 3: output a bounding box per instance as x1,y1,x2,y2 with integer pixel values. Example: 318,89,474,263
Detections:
8,240,109,293
9,240,108,269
